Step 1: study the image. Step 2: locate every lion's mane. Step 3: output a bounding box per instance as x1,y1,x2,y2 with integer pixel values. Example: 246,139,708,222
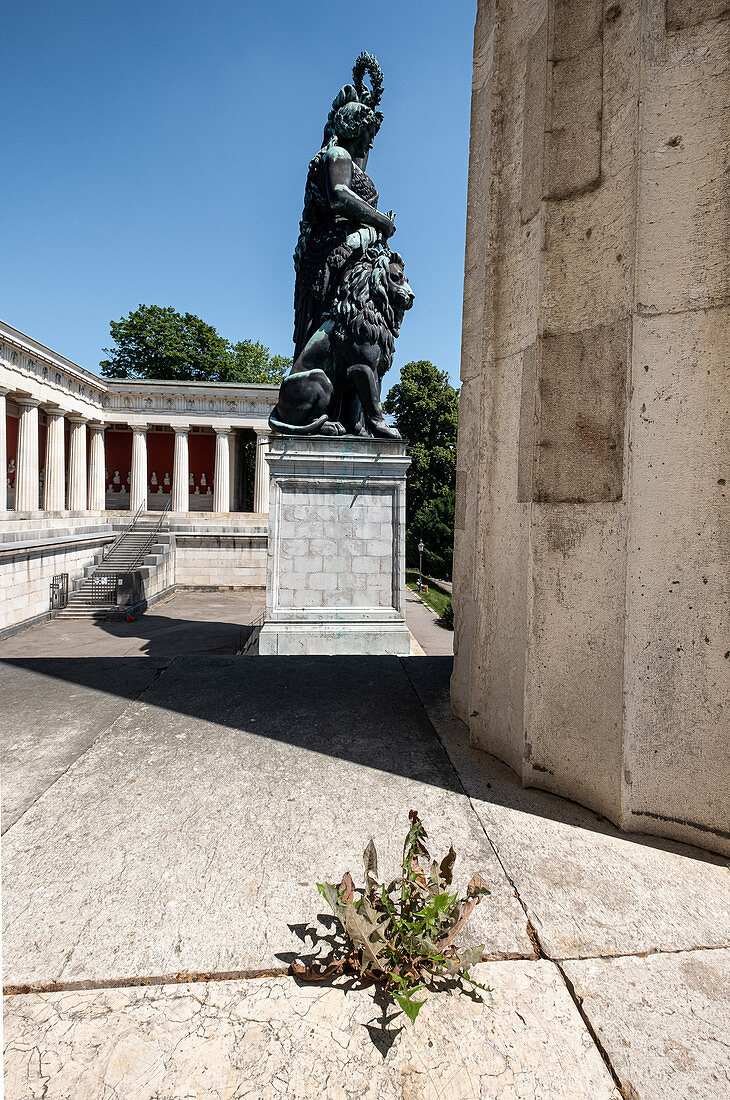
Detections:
329,249,405,375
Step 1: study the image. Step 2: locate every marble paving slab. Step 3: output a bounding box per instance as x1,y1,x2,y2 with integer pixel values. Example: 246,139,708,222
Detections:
2,656,531,989
406,659,730,960
563,949,730,1100
2,960,621,1100
0,658,160,833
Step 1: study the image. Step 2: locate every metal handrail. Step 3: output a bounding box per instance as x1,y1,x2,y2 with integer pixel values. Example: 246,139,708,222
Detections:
126,498,172,571
103,500,145,563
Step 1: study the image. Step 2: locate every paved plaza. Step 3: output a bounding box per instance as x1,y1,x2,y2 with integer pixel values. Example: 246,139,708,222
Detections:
2,649,728,1097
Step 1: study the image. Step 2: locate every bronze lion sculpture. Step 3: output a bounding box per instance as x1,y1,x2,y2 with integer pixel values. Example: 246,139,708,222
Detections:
269,245,414,438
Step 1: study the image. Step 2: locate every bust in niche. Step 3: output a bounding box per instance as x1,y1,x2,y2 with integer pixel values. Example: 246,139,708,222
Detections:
9,458,16,476
163,472,170,488
200,472,208,489
194,485,200,494
113,470,121,489
108,484,114,493
189,472,194,487
150,471,158,487
126,471,131,486
158,485,163,493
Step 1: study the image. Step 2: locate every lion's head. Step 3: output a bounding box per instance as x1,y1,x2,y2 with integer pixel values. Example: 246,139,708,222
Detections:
330,246,415,373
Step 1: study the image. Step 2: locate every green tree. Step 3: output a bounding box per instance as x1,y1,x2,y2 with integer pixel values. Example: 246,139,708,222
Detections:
100,305,233,381
407,491,456,581
100,304,291,383
384,361,459,577
224,340,290,385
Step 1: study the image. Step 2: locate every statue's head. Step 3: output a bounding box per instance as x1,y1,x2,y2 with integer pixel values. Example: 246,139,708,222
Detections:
321,53,385,153
332,100,382,156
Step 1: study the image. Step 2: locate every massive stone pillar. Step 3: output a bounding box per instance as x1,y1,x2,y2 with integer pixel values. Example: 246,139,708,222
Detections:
130,425,148,512
452,1,730,855
0,388,8,511
88,424,106,512
44,409,66,512
213,429,231,513
253,431,270,514
67,417,88,512
171,426,189,512
14,398,40,512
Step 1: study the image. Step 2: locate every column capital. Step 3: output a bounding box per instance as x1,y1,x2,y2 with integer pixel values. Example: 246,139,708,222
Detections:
88,420,107,431
0,386,10,397
66,414,88,425
173,423,191,435
130,422,149,434
214,424,233,436
15,395,41,409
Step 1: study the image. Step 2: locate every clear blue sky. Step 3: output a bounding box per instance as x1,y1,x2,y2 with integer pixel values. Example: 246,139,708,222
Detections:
2,1,476,392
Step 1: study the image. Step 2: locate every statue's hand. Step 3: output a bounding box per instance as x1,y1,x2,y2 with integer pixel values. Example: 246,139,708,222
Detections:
380,215,396,240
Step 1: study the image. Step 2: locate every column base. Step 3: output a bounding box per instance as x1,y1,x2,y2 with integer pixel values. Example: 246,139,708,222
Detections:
258,612,411,657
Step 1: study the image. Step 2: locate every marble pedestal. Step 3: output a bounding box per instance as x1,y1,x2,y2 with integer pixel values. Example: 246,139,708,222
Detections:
258,436,411,655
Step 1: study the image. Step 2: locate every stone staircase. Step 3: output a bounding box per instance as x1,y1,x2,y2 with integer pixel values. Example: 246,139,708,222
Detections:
60,510,170,619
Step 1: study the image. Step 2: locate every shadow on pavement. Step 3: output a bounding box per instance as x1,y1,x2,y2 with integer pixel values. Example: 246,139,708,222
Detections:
1,652,725,867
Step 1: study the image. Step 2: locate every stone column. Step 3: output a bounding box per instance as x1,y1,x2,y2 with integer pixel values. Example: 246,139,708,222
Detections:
213,429,231,513
0,388,8,511
44,409,66,511
14,398,40,512
171,426,189,512
253,431,270,514
130,425,148,512
67,417,88,511
88,424,106,511
229,431,237,510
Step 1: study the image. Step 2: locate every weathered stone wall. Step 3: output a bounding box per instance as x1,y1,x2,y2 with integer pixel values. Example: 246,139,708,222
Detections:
0,521,112,633
453,0,729,854
173,535,267,589
0,517,269,634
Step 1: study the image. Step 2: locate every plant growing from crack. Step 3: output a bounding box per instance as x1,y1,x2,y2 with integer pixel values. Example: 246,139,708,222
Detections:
293,810,491,1024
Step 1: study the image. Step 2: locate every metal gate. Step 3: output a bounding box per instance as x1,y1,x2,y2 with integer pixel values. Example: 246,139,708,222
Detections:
89,575,120,605
50,573,69,611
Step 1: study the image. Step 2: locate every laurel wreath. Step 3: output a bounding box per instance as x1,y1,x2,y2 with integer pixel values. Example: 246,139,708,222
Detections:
352,52,384,108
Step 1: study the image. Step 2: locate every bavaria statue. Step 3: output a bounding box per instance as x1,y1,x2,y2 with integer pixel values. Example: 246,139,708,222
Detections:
269,53,414,438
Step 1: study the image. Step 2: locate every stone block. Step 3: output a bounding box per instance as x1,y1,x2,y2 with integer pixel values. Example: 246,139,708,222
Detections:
532,322,629,504
261,438,411,656
2,962,621,1098
563,950,730,1100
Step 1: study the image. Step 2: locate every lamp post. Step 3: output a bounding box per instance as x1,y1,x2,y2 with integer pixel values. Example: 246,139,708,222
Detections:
418,540,424,591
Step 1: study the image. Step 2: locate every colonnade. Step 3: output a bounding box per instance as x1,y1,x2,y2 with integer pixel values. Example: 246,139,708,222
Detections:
1,394,271,515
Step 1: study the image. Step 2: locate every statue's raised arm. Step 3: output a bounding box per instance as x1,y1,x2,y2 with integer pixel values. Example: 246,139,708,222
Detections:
271,53,414,439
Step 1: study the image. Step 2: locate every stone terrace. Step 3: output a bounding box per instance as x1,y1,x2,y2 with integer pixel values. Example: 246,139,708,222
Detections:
2,655,728,1098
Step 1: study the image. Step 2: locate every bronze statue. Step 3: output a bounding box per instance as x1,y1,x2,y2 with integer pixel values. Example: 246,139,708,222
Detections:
270,53,414,438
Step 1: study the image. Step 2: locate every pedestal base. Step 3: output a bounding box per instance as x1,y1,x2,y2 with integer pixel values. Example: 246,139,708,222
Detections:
261,436,411,657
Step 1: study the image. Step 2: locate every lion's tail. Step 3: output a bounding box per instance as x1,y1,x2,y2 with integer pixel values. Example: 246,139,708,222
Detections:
268,407,330,435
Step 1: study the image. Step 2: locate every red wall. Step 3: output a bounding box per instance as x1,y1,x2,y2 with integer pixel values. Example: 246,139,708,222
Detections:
188,433,215,493
101,429,216,492
105,430,132,491
146,432,174,491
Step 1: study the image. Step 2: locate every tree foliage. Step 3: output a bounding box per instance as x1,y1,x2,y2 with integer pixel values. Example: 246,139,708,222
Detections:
384,360,459,578
100,304,290,384
407,491,456,581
